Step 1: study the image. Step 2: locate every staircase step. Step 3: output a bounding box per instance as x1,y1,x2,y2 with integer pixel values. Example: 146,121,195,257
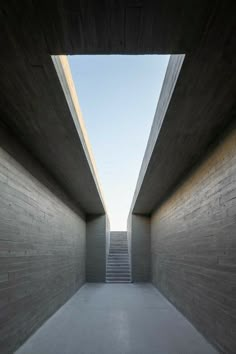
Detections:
106,281,131,284
110,246,128,248
108,254,129,257
107,259,129,262
110,242,127,245
110,245,127,248
106,274,131,276
110,246,127,248
106,274,130,276
106,278,131,282
109,250,128,253
106,276,131,280
107,264,129,266
107,262,129,265
107,265,130,268
107,266,129,268
107,262,130,268
107,270,130,277
107,269,130,272
108,259,129,262
108,258,129,260
108,258,129,262
107,276,130,279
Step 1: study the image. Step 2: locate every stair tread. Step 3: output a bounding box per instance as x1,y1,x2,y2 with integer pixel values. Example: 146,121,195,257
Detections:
107,272,130,275
106,278,131,280
106,281,131,283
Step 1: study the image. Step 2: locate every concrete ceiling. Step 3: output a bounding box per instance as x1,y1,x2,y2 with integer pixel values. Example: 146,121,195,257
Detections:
0,1,235,215
0,1,226,55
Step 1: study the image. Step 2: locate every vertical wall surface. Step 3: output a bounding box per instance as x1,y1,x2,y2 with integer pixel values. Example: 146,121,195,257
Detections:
0,127,86,354
151,125,236,353
106,215,111,258
129,214,150,282
86,214,108,282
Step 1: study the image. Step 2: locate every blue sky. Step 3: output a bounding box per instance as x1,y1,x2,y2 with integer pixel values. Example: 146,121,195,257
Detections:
69,55,169,230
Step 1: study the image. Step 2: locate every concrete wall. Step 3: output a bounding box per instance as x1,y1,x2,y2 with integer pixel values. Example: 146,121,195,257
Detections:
151,125,236,353
106,215,110,258
127,213,132,265
0,126,86,354
86,214,108,282
129,214,150,282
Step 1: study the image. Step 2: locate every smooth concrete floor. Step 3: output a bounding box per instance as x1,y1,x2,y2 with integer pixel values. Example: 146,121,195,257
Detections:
16,283,218,354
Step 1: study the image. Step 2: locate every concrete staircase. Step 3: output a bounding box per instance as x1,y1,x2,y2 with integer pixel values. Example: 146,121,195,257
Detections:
106,231,131,283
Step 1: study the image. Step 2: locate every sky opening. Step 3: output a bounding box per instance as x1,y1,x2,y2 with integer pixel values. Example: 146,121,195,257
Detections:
68,55,169,230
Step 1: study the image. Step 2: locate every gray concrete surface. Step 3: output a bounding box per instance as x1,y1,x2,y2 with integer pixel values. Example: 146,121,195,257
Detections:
1,3,235,354
0,125,86,354
151,123,236,354
86,215,107,282
128,215,150,282
16,283,218,354
1,2,235,218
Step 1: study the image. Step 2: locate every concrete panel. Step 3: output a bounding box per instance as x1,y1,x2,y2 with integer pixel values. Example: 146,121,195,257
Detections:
86,214,108,282
0,126,86,354
129,214,150,282
151,124,236,353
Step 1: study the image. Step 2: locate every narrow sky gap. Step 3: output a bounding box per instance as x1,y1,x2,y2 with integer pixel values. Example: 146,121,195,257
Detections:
68,55,169,230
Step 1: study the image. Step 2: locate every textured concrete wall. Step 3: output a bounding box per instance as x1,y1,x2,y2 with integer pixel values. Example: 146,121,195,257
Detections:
106,215,110,258
0,126,86,354
151,125,236,353
127,213,132,261
130,214,150,282
86,214,107,282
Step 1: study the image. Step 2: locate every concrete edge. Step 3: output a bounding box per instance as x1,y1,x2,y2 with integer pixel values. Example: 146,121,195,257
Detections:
129,54,185,216
51,55,108,215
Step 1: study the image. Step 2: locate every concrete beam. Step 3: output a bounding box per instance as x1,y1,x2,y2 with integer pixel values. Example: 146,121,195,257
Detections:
0,2,226,55
130,55,185,214
52,56,106,213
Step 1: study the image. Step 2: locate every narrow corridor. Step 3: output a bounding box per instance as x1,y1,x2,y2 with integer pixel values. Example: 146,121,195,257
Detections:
16,284,217,354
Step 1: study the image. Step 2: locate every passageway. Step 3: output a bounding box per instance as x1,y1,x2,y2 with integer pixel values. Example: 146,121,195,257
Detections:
16,283,217,354
1,2,236,353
